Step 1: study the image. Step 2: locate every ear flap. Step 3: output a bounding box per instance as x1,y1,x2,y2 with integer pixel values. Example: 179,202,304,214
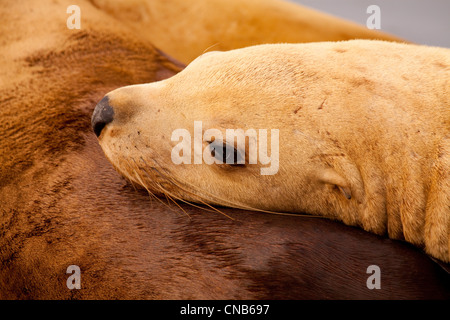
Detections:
316,168,352,200
337,185,352,200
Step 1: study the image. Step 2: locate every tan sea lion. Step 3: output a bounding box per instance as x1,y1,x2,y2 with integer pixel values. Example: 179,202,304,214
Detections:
93,40,450,263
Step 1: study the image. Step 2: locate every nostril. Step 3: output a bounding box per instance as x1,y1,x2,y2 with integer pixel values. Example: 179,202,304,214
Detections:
92,96,115,137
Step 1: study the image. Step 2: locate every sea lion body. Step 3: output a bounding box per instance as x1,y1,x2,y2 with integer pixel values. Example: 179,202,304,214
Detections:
91,0,404,63
95,40,450,263
1,0,448,299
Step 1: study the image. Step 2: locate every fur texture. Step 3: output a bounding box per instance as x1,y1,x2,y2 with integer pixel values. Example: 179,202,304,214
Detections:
1,0,448,299
99,41,450,263
90,0,404,63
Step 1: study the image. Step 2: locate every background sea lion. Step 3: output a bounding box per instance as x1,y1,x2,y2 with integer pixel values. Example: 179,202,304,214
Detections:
1,0,448,299
90,0,404,64
94,40,450,263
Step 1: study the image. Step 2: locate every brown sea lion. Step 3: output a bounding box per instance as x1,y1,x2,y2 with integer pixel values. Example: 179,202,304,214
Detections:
93,40,450,263
1,0,448,299
90,0,405,63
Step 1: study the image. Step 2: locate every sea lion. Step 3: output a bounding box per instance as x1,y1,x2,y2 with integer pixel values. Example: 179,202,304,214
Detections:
91,0,405,63
1,0,448,300
93,40,450,263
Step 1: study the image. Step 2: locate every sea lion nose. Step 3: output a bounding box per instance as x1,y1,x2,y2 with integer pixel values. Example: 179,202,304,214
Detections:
92,96,115,137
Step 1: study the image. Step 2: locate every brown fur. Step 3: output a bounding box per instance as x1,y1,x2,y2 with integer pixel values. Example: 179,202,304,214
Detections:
90,0,405,63
99,41,450,263
1,0,448,299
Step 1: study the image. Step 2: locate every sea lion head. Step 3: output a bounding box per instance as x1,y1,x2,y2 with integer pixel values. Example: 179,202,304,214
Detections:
91,44,358,219
92,41,450,263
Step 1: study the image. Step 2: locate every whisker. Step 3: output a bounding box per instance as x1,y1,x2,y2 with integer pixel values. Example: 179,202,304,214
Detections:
144,171,218,214
201,42,220,55
168,172,323,219
133,151,323,220
158,185,190,218
139,156,235,219
128,158,182,215
132,156,193,218
140,162,231,219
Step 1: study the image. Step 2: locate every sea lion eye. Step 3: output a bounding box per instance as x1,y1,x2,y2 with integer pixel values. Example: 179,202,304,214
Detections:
208,140,244,165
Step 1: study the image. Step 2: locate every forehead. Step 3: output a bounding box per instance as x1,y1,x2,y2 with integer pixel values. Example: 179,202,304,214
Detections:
181,47,263,82
187,50,227,70
185,44,302,76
